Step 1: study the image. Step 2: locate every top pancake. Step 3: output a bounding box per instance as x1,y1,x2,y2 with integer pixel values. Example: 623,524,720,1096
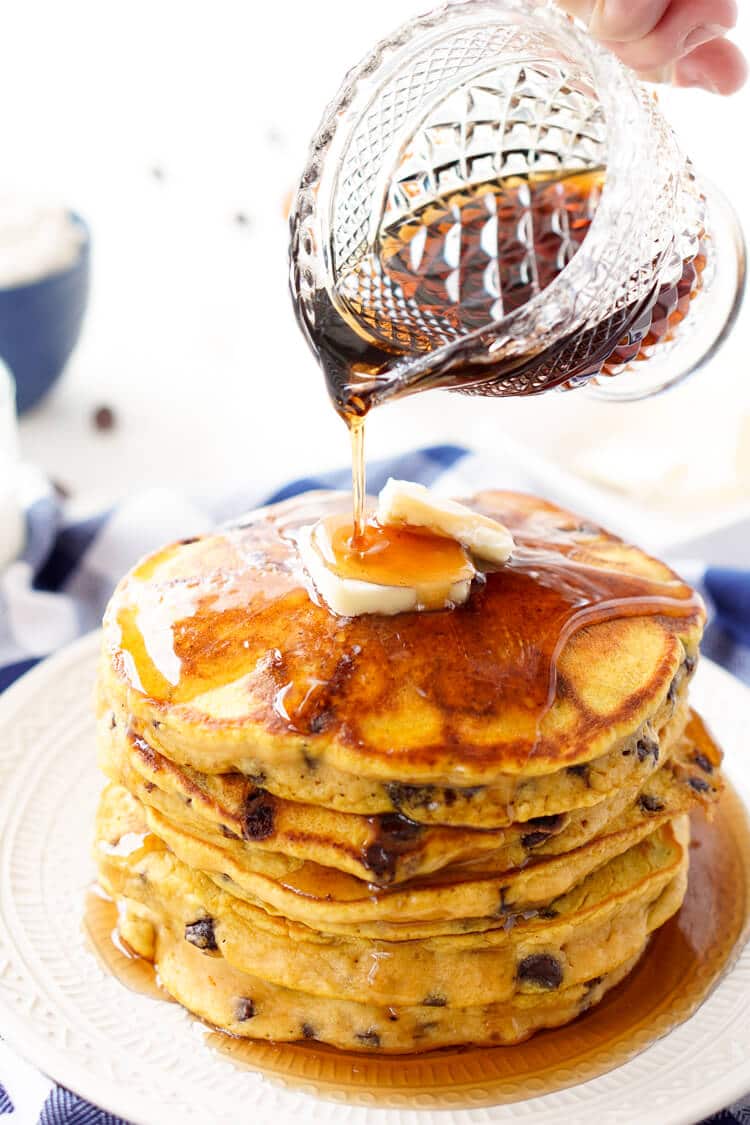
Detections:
100,490,704,790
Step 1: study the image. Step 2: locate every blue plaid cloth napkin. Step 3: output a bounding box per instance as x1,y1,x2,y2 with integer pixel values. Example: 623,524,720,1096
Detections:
0,444,748,1124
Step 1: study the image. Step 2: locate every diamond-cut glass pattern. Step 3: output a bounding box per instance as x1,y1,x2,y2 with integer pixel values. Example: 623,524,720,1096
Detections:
290,0,710,400
333,26,523,275
334,60,607,352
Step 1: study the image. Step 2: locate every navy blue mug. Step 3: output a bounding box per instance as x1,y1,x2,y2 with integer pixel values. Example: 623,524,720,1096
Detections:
0,213,90,414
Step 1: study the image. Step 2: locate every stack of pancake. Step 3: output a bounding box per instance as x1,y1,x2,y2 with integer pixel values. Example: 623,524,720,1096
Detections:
94,490,722,1052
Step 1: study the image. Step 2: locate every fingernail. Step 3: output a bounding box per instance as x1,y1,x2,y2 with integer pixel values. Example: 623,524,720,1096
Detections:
681,24,730,54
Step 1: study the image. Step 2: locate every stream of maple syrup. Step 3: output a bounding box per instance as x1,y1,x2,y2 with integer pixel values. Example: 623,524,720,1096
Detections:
349,417,367,540
84,741,750,1109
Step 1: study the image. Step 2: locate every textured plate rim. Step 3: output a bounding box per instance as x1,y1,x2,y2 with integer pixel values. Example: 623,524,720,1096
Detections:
0,630,747,1125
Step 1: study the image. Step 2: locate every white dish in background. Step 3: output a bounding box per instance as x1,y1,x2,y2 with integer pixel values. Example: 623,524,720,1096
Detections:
0,631,748,1125
475,427,750,567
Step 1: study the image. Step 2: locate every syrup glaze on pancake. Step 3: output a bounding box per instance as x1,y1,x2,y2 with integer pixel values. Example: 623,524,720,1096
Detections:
103,490,704,784
100,674,694,827
98,712,719,898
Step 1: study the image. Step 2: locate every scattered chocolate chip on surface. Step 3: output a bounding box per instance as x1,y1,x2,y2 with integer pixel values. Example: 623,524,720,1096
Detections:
636,737,659,764
522,812,564,848
355,1029,381,1048
385,782,435,811
243,792,275,840
518,953,563,989
567,763,590,784
93,405,116,432
52,479,72,500
234,997,255,1021
688,776,711,793
363,843,393,879
184,917,218,951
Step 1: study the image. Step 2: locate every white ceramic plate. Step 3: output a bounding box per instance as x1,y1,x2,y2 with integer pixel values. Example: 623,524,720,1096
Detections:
0,631,748,1125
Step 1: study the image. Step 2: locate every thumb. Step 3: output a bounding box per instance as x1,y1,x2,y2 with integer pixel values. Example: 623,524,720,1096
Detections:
556,1,671,43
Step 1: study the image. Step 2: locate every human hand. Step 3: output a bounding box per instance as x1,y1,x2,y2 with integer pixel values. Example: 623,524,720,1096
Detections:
559,1,747,94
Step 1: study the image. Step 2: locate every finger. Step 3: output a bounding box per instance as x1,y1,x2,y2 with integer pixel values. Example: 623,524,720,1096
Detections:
601,0,737,72
556,1,671,43
673,36,749,94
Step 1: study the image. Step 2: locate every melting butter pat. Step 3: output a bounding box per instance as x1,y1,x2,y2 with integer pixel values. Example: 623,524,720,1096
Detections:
378,478,514,564
298,515,476,617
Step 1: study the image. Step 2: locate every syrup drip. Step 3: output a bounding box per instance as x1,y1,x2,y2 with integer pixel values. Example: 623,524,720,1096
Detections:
97,830,166,862
349,416,366,540
84,772,750,1109
111,494,703,765
84,887,169,1003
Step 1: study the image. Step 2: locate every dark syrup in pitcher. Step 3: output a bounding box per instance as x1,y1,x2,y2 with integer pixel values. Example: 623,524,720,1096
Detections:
316,168,706,419
307,166,705,532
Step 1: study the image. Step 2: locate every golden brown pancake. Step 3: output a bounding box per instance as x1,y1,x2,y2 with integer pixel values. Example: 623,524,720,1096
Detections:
96,784,690,1009
94,488,714,1052
120,916,650,1050
98,724,718,939
157,759,714,938
99,491,704,826
98,704,712,887
118,918,652,1048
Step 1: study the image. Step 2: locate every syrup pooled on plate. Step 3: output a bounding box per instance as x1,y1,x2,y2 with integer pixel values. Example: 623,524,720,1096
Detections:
110,492,703,760
84,887,169,1004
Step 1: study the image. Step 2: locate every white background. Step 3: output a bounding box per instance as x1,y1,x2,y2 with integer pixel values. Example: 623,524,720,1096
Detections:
1,0,749,524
